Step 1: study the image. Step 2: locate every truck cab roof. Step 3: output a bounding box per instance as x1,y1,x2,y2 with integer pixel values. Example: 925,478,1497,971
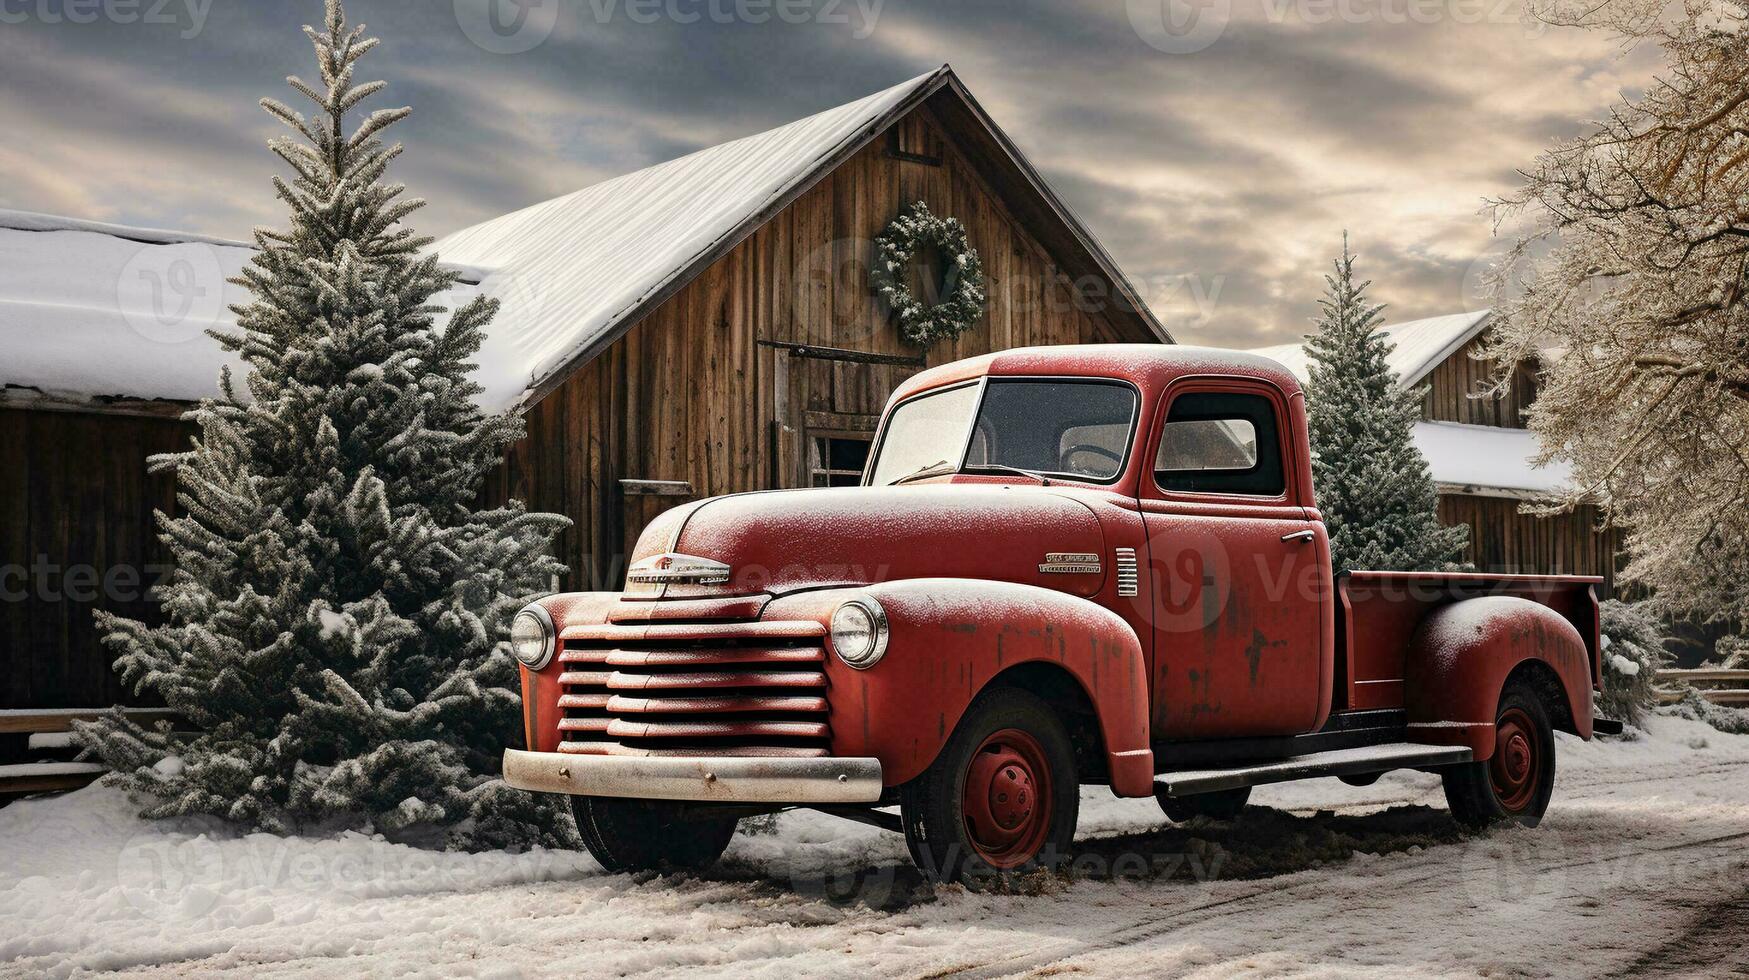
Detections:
887,344,1305,410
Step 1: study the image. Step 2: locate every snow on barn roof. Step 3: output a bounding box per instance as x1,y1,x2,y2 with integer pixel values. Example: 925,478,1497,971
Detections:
0,210,255,405
1245,310,1570,497
0,210,482,408
1413,420,1572,497
1247,309,1492,388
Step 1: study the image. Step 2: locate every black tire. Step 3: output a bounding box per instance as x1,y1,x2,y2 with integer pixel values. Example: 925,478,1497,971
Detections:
1156,785,1251,823
1443,679,1557,829
900,687,1080,884
572,796,738,873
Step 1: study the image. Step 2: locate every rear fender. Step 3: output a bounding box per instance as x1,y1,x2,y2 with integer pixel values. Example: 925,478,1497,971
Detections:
766,579,1156,797
1403,596,1592,759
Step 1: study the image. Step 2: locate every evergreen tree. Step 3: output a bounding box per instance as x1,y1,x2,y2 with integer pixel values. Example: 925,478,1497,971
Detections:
1304,235,1468,572
73,0,573,850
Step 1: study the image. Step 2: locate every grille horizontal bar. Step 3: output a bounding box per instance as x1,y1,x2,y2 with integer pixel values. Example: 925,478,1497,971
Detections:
603,647,823,668
606,719,831,740
608,669,826,691
556,617,833,758
607,694,829,714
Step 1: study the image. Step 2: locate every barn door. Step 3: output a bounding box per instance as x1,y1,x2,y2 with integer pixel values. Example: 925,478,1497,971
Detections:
762,341,923,489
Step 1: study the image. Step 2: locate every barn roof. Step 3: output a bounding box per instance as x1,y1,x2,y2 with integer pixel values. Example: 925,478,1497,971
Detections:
1247,309,1492,388
1413,420,1571,497
0,211,254,406
3,67,1167,414
437,65,1171,410
0,209,481,409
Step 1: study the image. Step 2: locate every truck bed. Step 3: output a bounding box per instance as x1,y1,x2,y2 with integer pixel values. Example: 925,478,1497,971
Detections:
1335,571,1602,713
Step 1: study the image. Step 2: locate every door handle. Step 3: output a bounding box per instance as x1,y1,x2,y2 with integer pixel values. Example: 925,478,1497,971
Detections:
1281,529,1315,543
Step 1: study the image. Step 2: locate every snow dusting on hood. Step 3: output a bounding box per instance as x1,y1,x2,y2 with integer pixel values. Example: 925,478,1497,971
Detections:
637,483,1111,598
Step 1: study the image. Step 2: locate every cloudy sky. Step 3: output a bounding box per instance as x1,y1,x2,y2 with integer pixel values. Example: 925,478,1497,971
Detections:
0,0,1662,348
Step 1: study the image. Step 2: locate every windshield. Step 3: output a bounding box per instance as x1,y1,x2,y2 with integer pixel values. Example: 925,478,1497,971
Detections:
867,379,1138,486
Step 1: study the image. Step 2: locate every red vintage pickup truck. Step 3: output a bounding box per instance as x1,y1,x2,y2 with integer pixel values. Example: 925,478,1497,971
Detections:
503,345,1603,882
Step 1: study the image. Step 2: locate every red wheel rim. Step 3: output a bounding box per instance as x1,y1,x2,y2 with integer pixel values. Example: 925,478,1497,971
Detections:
1490,706,1544,813
962,728,1053,869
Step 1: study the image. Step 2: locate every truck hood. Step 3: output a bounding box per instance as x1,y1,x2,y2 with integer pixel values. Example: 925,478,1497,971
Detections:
631,484,1110,598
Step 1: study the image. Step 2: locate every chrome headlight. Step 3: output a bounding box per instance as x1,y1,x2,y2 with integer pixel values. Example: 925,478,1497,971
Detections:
829,597,889,669
510,605,555,670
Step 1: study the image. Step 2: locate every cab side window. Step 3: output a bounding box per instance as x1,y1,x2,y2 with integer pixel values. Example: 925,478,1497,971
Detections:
1155,391,1285,496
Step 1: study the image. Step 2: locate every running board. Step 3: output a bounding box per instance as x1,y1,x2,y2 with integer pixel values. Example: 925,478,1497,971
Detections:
1155,742,1474,796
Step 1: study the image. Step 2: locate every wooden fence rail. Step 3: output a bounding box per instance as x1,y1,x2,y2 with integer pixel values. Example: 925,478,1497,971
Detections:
1656,668,1749,707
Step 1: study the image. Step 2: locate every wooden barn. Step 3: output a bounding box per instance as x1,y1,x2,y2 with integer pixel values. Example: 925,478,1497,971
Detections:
1250,310,1626,591
0,65,1170,739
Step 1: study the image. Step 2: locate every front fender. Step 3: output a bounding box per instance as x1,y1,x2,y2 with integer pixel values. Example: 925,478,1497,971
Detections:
517,592,621,753
766,578,1155,797
1403,595,1592,759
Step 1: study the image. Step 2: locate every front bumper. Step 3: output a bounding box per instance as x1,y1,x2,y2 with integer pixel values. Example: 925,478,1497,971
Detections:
502,748,884,804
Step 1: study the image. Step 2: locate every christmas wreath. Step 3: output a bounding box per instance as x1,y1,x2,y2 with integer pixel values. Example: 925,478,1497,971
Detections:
870,201,987,348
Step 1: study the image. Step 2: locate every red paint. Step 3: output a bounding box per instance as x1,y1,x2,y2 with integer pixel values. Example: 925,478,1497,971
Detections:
963,729,1053,869
1492,706,1542,812
516,345,1601,807
765,581,1156,796
1400,594,1595,756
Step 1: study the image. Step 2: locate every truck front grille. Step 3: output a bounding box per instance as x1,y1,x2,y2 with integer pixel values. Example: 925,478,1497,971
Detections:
555,620,831,758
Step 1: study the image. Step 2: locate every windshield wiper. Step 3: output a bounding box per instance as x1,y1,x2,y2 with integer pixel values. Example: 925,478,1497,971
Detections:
964,463,1051,486
891,460,956,485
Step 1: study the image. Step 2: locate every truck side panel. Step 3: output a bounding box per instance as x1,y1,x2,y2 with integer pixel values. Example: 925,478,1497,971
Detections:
1337,572,1600,757
1338,572,1601,711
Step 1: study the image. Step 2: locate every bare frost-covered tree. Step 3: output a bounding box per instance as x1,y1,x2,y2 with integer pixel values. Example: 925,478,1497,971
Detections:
1481,0,1749,636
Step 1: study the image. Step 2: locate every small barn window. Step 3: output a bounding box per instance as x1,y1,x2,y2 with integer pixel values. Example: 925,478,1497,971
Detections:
810,433,873,487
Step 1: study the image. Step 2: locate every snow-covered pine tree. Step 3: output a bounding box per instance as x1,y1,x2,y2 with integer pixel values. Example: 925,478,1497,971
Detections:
1304,236,1468,572
73,0,574,850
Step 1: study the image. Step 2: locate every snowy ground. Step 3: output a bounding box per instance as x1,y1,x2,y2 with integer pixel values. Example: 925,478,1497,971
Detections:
3,716,1748,979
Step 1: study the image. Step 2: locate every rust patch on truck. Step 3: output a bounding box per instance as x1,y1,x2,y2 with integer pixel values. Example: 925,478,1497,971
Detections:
1243,628,1288,685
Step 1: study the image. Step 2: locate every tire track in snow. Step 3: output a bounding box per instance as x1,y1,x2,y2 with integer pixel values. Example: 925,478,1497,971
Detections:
939,827,1749,978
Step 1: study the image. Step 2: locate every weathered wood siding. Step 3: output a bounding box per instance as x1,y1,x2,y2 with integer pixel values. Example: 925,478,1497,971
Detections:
0,406,188,710
1437,494,1622,594
1420,328,1538,428
484,101,1150,589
